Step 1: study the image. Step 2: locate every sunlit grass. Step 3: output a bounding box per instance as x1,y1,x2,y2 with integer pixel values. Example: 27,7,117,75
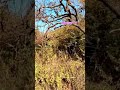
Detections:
35,26,85,90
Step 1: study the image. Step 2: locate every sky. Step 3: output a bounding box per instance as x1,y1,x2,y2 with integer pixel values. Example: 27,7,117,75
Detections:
35,0,85,32
7,0,85,32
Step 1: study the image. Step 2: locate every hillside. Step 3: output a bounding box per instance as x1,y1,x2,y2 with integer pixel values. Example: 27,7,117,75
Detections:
35,25,85,90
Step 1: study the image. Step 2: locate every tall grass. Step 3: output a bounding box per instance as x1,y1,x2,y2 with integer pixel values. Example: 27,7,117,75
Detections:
35,27,85,90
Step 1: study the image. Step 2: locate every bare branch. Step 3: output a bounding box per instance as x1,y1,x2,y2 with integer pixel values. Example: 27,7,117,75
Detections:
36,0,84,34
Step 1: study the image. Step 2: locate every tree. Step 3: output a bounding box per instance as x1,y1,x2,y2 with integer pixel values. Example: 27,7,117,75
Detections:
35,0,85,34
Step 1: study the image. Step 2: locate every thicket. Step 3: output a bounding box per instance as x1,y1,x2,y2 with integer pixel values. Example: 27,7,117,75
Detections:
86,0,120,90
35,25,85,90
0,7,34,89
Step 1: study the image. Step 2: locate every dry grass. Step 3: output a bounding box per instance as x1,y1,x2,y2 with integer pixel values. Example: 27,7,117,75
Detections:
35,26,85,90
35,52,85,90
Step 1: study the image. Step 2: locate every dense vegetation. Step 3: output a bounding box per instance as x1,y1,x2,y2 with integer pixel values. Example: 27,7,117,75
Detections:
35,25,85,90
0,0,120,90
35,0,85,89
86,0,120,90
0,6,34,89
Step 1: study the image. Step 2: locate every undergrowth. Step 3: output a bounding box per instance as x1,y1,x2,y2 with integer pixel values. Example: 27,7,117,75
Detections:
35,26,85,90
